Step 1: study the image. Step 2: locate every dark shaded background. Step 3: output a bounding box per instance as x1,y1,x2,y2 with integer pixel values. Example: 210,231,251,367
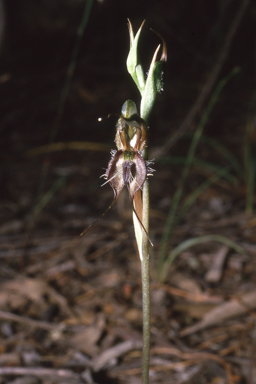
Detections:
1,0,255,152
0,0,255,228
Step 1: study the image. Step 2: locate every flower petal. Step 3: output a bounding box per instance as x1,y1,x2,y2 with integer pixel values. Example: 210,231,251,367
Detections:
105,150,125,200
129,152,147,199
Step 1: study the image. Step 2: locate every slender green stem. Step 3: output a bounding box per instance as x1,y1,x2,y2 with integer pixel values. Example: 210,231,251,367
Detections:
139,96,151,383
132,151,150,384
141,179,150,384
132,170,150,384
132,121,150,383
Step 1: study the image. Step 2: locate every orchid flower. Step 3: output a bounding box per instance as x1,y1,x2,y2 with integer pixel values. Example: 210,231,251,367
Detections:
81,100,153,245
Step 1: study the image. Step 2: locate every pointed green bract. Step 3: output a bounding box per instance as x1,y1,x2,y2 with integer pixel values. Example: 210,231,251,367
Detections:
126,20,145,94
140,44,160,122
154,60,165,93
127,19,134,46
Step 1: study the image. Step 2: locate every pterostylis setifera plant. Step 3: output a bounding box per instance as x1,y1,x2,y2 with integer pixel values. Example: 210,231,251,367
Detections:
81,101,154,246
82,20,166,384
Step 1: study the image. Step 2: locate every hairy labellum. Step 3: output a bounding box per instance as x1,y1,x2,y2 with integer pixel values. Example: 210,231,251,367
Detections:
105,150,147,202
123,161,133,185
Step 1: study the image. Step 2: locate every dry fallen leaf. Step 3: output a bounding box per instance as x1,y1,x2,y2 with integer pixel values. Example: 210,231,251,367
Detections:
204,245,229,283
0,278,72,317
173,302,217,319
169,272,202,294
180,289,256,336
69,314,105,356
70,325,102,356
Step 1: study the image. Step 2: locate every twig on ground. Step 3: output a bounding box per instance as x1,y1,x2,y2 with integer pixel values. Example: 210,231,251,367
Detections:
156,283,223,303
0,310,62,331
91,340,143,372
0,367,79,380
151,347,235,384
